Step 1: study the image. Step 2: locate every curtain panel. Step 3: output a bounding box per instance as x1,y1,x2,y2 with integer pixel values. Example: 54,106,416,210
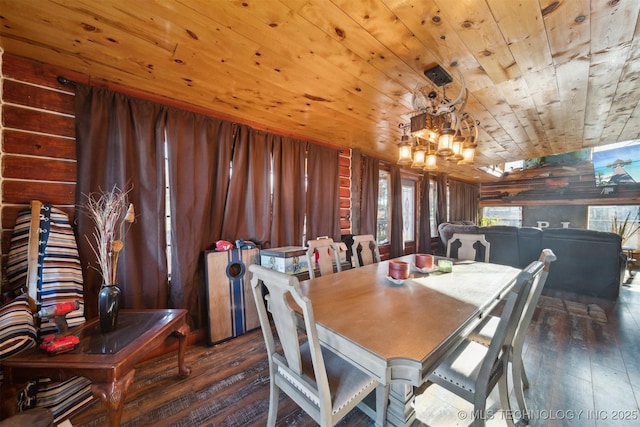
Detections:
164,108,234,314
418,174,432,253
270,135,306,248
448,179,480,223
359,155,379,236
75,85,343,323
436,173,448,226
74,84,168,318
389,164,404,258
305,144,341,241
220,126,271,246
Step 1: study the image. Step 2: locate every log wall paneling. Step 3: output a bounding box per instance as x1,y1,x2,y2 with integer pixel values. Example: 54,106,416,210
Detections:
1,54,78,277
339,151,352,235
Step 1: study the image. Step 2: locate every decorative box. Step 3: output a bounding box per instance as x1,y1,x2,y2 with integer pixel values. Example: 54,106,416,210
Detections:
260,246,308,275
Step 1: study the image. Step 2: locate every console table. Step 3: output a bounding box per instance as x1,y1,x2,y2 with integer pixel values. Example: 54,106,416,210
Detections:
1,309,190,426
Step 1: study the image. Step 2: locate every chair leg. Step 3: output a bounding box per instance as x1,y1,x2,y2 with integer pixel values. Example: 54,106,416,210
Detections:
267,381,279,427
520,362,530,390
498,370,516,427
472,392,488,427
511,356,530,424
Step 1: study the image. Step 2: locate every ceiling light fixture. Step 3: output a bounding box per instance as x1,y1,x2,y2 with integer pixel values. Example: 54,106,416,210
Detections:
398,65,479,170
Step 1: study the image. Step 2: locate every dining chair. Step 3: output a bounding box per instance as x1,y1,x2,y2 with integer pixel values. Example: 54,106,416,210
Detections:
446,233,491,262
248,264,388,427
422,259,545,427
351,234,381,267
467,248,556,423
306,238,341,279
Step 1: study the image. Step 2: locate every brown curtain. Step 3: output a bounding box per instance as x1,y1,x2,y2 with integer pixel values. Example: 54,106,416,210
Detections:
418,174,432,253
359,155,379,235
436,173,448,226
221,126,271,246
74,84,168,318
270,136,306,247
389,164,404,258
449,179,480,223
306,144,341,241
164,109,234,313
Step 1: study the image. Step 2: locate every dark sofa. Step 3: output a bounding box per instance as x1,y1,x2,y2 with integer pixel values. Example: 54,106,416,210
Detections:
438,223,627,300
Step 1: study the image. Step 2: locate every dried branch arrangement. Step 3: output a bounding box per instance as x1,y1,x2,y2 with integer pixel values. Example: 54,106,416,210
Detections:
84,185,135,286
611,210,640,245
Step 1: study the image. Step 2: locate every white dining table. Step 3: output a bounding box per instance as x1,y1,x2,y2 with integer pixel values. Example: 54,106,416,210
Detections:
298,254,521,426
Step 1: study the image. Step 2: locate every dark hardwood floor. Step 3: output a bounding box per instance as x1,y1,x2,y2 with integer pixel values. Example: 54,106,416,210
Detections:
68,270,640,426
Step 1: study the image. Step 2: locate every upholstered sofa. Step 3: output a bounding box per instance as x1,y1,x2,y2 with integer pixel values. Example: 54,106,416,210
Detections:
438,223,627,300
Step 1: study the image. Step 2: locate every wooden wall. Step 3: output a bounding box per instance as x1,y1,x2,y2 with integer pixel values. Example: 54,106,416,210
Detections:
0,53,353,282
0,54,82,279
479,161,640,207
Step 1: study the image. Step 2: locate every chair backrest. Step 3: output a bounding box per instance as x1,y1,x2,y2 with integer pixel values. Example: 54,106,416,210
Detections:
248,264,332,417
351,234,380,267
306,238,341,279
511,249,556,352
446,233,491,262
476,260,544,388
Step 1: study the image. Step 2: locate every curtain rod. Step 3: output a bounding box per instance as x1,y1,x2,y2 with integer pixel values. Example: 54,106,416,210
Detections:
57,76,76,86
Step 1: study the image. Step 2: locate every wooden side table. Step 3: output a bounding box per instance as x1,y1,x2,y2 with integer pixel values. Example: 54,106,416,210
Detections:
1,309,190,426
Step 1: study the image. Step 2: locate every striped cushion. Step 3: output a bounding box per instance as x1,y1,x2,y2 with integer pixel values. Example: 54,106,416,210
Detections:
6,210,31,295
34,377,94,423
6,204,85,333
4,202,91,422
38,206,85,331
0,295,37,362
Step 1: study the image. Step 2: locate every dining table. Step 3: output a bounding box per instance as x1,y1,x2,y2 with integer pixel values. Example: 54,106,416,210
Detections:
297,254,521,426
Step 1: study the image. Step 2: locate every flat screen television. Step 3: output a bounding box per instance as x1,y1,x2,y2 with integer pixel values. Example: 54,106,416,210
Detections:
592,141,640,186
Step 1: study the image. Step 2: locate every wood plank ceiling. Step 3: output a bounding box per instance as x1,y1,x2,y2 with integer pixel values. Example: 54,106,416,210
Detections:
2,0,640,182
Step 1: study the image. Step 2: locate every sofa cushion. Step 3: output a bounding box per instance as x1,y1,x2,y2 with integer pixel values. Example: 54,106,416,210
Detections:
478,226,521,267
541,228,623,299
438,223,479,248
517,227,543,268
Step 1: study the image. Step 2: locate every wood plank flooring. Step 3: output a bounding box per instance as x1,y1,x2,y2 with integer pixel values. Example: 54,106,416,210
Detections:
68,272,640,426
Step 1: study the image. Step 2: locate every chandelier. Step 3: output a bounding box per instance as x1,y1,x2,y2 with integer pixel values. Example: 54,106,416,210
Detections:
398,65,479,170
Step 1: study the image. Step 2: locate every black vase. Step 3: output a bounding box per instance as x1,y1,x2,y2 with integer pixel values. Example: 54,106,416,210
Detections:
98,284,120,333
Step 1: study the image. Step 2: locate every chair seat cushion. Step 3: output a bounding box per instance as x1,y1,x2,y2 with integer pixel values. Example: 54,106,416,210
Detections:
430,340,491,394
299,341,377,415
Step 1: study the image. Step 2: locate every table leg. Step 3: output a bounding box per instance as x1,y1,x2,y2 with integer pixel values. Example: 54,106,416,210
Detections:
91,369,136,427
174,324,191,378
386,383,416,426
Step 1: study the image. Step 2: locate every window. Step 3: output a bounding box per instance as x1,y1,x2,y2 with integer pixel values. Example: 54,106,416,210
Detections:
402,180,415,244
377,171,390,244
482,206,523,227
429,178,438,236
376,170,419,248
588,205,640,248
